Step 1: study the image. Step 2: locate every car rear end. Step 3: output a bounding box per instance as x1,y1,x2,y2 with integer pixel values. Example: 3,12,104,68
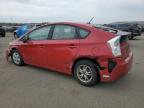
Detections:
110,36,132,81
98,34,133,82
130,26,142,36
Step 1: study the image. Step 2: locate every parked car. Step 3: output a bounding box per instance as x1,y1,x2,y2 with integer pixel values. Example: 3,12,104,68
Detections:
6,26,18,32
140,25,144,32
138,24,144,32
142,26,144,32
14,24,36,38
2,26,10,32
105,23,142,40
0,26,6,37
6,22,133,86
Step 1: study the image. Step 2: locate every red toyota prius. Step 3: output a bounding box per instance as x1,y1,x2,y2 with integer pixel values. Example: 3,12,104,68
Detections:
6,22,133,86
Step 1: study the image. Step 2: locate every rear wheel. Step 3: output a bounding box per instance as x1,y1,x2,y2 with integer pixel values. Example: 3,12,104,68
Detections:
74,60,99,86
2,34,5,37
11,49,24,66
0,34,5,37
128,35,134,40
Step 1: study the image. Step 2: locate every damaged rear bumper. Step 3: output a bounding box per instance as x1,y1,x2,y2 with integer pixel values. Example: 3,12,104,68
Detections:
98,51,133,82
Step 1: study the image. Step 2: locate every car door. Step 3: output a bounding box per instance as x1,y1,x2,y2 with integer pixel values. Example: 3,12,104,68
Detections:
45,24,80,74
19,25,52,67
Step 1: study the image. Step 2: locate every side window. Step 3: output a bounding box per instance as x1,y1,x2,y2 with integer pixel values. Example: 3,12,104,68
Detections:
79,28,89,38
52,25,76,39
29,26,51,40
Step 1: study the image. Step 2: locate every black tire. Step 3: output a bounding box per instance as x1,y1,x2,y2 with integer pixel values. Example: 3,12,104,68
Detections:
74,60,99,86
0,34,5,37
14,33,18,39
11,49,24,66
2,34,5,37
128,35,134,40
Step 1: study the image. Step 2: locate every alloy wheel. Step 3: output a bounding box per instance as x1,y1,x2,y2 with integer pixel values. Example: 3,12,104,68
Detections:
12,52,21,65
76,65,93,83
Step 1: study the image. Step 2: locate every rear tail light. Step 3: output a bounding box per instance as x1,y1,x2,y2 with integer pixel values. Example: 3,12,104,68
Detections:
107,36,121,57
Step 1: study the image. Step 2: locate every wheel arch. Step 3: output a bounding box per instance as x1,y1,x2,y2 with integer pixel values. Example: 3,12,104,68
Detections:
10,47,18,55
10,47,25,65
10,47,23,59
72,57,101,78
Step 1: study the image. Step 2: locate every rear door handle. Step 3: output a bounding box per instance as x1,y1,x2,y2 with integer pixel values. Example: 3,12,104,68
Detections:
68,44,77,49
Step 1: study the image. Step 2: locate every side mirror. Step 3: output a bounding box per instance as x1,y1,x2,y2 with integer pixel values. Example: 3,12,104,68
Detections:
21,36,28,43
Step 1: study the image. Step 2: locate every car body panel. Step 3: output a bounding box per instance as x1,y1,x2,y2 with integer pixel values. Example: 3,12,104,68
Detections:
42,39,80,74
19,40,48,67
98,51,133,82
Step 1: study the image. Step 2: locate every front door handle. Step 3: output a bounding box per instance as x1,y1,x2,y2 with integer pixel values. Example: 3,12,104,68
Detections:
39,45,46,48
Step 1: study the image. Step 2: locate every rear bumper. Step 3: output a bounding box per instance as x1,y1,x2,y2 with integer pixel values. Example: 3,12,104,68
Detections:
98,51,133,82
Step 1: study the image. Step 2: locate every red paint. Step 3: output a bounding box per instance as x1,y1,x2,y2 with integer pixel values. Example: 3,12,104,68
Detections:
6,22,133,82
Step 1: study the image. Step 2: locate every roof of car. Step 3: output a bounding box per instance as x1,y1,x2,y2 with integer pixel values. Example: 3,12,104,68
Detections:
42,22,93,29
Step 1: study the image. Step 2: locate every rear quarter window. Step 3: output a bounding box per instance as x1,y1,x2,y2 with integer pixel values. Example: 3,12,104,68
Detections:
79,28,90,38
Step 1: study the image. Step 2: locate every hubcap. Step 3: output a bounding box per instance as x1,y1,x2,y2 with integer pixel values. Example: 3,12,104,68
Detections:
76,65,93,83
12,52,21,64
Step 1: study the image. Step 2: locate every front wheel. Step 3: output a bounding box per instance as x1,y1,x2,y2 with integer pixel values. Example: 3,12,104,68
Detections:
11,50,24,66
74,60,99,86
14,33,18,39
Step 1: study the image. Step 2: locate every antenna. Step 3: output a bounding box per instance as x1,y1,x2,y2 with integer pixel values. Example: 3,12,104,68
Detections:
87,17,94,24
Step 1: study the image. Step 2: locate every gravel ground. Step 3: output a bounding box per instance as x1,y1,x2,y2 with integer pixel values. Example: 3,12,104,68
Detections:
0,33,144,108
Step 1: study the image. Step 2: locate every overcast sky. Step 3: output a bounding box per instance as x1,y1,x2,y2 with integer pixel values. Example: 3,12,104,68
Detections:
0,0,144,24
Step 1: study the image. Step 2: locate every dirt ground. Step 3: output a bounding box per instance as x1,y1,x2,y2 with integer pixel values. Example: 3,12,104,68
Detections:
0,33,144,108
